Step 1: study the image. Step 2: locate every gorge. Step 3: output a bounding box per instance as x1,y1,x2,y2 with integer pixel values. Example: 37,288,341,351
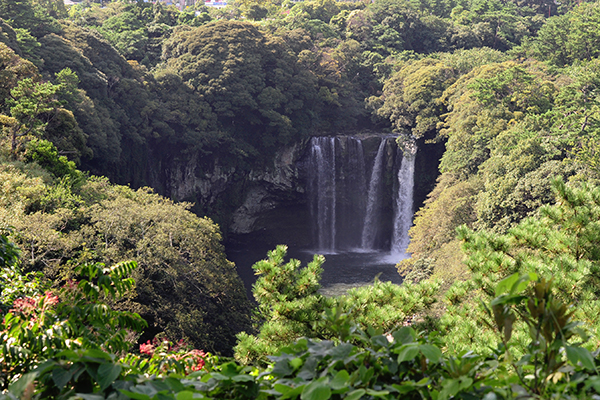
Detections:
227,134,422,294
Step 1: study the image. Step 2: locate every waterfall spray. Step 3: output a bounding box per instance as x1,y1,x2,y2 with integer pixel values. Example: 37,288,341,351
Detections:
361,138,387,250
308,137,337,251
307,135,417,255
390,138,417,255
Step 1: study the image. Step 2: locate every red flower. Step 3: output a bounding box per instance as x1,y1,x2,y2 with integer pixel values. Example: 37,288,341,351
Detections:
140,340,155,356
191,358,205,371
44,291,59,306
10,297,37,314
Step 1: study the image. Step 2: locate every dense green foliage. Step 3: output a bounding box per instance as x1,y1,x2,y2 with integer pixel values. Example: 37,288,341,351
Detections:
4,222,600,399
0,158,252,355
4,0,600,398
438,179,600,356
234,245,439,363
2,0,598,233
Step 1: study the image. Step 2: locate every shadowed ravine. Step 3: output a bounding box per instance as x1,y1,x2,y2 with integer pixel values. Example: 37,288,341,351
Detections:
228,135,416,297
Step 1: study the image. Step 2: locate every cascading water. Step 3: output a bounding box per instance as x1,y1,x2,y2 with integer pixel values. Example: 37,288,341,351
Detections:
390,139,417,256
230,135,416,296
361,139,387,250
308,137,337,251
307,135,416,255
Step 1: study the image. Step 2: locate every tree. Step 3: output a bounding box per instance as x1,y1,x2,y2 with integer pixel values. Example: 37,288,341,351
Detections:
1,233,146,391
528,2,600,66
438,61,555,179
5,77,61,156
235,245,327,363
235,245,440,364
81,186,253,354
0,0,60,37
0,43,37,109
369,58,457,139
160,20,320,156
442,178,600,354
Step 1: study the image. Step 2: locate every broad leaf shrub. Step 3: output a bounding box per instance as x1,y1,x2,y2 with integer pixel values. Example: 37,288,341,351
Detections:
0,257,147,392
122,335,209,376
0,229,43,315
0,231,210,397
7,276,600,400
6,183,600,399
483,273,598,398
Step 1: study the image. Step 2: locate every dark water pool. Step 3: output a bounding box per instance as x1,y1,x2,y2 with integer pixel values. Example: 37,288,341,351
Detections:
226,238,407,300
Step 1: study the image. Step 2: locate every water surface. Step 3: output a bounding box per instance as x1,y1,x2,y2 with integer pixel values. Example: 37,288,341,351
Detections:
227,239,407,300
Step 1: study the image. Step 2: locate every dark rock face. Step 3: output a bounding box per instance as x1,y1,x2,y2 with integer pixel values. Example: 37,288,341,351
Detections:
150,134,442,248
229,140,312,248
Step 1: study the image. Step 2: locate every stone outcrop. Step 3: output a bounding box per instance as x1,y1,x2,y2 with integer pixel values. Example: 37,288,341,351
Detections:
153,135,442,249
229,139,311,246
157,153,234,206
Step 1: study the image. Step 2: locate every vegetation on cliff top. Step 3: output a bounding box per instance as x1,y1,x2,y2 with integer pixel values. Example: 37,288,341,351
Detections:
3,0,600,398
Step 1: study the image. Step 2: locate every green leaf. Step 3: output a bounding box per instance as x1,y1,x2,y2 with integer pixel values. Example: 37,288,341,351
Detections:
439,378,460,400
97,363,122,391
119,383,159,399
392,383,417,394
52,367,74,389
281,385,305,400
512,273,536,294
301,381,331,400
345,389,365,400
458,377,473,391
76,395,106,400
175,392,195,400
330,370,350,390
290,357,303,369
208,373,230,381
231,374,255,382
81,348,114,361
371,335,389,348
164,377,186,392
495,273,519,296
118,390,152,400
392,327,415,344
419,344,442,363
274,383,293,394
566,346,597,371
272,360,294,376
8,371,37,397
397,343,420,363
220,362,239,377
329,343,354,361
366,389,389,397
482,393,498,400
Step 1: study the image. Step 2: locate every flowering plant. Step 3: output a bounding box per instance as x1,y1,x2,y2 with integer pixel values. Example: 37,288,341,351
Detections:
124,334,208,376
1,260,146,391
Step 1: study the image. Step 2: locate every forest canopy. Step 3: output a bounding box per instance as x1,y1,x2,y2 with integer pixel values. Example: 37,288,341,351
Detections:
3,0,600,398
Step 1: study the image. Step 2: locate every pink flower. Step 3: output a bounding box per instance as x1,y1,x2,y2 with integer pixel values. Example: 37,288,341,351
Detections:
140,340,155,356
10,297,37,314
44,291,59,306
191,359,205,371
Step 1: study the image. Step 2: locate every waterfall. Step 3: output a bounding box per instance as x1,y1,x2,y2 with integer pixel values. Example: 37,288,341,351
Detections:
361,138,387,250
307,135,417,254
308,137,337,251
390,140,417,255
336,137,367,249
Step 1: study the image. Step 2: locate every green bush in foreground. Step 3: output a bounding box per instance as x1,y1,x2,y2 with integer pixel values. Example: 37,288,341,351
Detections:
3,271,600,399
234,245,439,364
3,222,600,399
